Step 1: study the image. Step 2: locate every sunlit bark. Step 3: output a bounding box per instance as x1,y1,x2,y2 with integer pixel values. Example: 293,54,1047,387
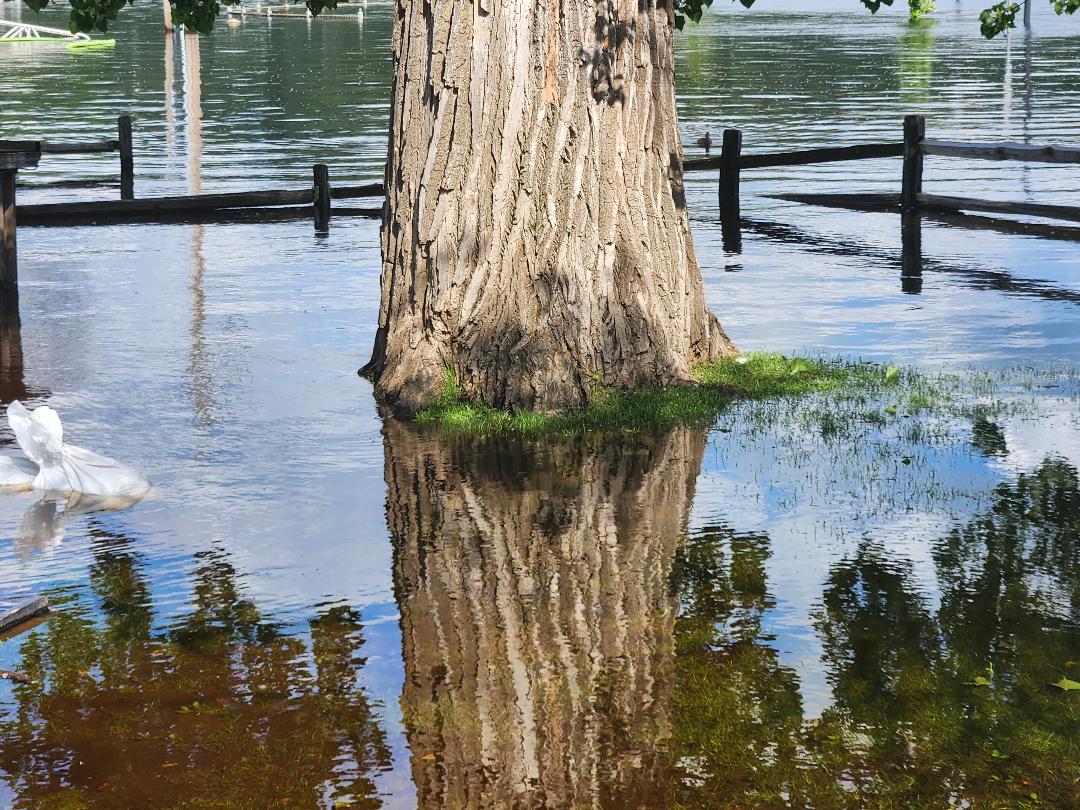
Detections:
362,0,735,412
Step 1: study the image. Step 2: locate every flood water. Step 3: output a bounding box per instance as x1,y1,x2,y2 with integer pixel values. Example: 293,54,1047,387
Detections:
1,0,1080,807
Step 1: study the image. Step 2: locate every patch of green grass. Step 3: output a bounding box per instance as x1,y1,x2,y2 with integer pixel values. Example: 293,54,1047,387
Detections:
416,353,890,435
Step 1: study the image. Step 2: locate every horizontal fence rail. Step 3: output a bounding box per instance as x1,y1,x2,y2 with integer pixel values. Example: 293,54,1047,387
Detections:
917,193,1080,225
684,142,903,174
920,140,1080,165
16,179,385,227
40,140,120,155
8,116,134,198
693,117,1080,248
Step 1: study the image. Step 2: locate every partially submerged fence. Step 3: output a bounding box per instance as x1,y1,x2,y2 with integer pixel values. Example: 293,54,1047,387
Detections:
689,114,1080,245
0,121,382,319
3,113,1079,319
24,115,135,198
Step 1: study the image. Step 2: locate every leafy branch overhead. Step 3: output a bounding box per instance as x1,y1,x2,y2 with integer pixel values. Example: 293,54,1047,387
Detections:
19,0,1080,45
673,0,1077,37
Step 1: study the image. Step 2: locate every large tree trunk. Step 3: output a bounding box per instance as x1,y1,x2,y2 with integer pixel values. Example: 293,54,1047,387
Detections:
362,0,735,412
382,421,707,806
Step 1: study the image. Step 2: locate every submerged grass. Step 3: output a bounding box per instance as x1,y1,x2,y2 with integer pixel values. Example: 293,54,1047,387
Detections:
416,353,893,435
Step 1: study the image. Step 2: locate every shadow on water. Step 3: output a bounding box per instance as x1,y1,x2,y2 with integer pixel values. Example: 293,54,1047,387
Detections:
0,318,49,418
381,420,1080,808
0,522,392,809
0,319,27,407
740,216,1080,305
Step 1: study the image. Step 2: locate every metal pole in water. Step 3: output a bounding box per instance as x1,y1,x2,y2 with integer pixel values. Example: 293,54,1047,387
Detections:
1024,0,1032,28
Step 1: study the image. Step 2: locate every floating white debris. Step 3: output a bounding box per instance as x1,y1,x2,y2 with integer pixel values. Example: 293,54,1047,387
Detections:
0,401,151,498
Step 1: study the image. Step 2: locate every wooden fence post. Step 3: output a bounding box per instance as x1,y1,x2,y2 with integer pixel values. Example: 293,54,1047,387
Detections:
718,128,743,225
313,163,330,232
1,170,19,321
902,114,925,213
118,115,134,200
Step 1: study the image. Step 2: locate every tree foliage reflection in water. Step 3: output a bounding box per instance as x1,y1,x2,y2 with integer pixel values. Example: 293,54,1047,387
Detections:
0,525,391,809
384,418,1080,808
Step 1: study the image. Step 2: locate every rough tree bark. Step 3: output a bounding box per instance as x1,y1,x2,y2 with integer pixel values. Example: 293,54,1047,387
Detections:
382,422,707,805
361,0,735,412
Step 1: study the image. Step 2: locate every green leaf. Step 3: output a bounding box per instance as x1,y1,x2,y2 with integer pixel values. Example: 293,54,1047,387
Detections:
979,1,1020,38
970,675,992,687
1052,677,1080,691
789,359,812,376
885,405,898,416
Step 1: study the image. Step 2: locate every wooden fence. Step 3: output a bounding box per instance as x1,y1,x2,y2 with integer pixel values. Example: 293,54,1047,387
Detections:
22,115,136,199
0,119,381,319
4,113,1079,319
695,115,1080,244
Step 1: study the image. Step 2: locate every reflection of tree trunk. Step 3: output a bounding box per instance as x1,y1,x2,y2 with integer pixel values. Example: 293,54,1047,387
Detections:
384,421,706,807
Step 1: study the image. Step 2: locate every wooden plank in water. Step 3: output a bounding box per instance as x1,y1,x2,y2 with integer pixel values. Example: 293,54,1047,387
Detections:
770,192,1080,242
918,194,1080,225
684,142,902,174
0,595,49,635
40,140,120,155
741,142,903,170
17,182,386,225
771,192,898,212
20,188,316,217
331,182,384,199
19,203,382,227
0,143,42,171
921,140,1080,165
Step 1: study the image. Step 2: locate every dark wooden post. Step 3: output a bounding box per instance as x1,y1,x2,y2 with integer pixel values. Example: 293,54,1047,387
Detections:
901,114,925,213
718,128,742,224
313,163,330,232
118,114,134,200
0,143,41,322
719,128,743,253
0,170,18,319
